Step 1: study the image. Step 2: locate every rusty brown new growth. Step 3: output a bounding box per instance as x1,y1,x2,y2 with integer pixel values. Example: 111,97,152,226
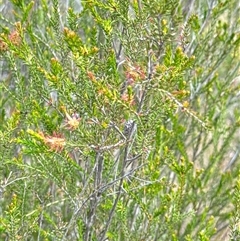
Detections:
0,37,8,52
43,132,66,152
8,30,22,46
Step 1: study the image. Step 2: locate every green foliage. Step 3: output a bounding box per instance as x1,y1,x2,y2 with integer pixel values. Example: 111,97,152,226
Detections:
0,0,239,240
230,176,240,240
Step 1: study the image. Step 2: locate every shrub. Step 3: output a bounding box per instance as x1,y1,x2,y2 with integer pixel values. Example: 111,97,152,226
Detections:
0,0,239,240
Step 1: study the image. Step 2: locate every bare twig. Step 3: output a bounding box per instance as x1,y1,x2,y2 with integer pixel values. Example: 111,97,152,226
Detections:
159,88,208,129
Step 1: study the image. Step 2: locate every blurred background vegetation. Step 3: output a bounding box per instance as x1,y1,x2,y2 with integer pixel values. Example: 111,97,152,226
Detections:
0,0,239,240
